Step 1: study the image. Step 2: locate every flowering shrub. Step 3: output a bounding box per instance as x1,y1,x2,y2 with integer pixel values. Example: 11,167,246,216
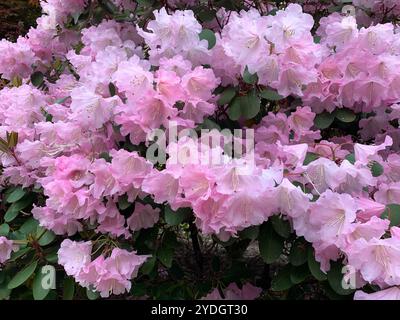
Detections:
0,0,400,300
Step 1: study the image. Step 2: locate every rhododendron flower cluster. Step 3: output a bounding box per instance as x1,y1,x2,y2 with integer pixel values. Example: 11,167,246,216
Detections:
1,0,400,301
58,239,148,297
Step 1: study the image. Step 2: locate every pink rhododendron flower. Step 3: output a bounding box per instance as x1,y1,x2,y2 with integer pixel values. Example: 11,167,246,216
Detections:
58,239,92,276
354,287,400,300
202,283,262,300
0,237,17,266
127,203,160,232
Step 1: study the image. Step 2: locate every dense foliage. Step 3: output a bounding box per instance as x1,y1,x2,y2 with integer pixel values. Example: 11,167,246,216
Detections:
1,0,400,300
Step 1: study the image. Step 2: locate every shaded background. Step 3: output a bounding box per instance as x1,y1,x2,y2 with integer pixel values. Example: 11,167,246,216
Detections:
0,0,41,41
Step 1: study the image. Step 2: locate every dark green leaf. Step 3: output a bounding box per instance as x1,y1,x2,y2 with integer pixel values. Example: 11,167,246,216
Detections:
227,97,242,121
118,195,131,210
199,118,221,131
381,204,400,227
345,153,355,165
243,66,258,85
157,231,177,268
334,108,356,123
271,266,293,291
109,82,116,97
259,89,283,101
86,287,100,300
271,216,291,239
32,270,50,300
238,226,259,240
241,89,261,120
199,29,216,49
6,187,26,203
63,277,75,300
140,256,156,275
314,111,335,130
30,71,44,88
20,218,39,235
9,247,32,262
8,260,38,289
303,152,319,165
289,238,308,266
4,194,34,223
217,87,236,106
307,247,327,281
37,227,56,246
327,262,355,295
0,283,11,300
164,207,192,226
197,8,216,22
0,224,10,237
290,264,310,285
258,222,284,264
371,161,384,177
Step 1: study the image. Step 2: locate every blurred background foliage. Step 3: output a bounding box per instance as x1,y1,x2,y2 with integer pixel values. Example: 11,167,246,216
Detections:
0,0,41,41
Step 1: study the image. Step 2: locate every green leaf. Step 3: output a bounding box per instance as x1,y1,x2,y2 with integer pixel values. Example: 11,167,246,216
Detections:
20,218,39,235
36,227,56,246
258,222,284,264
30,71,44,88
227,97,242,121
199,29,216,49
32,270,50,300
243,66,258,85
109,82,116,97
86,287,100,300
0,283,11,300
241,89,261,120
199,118,221,131
381,204,400,227
8,260,38,289
217,87,236,106
118,195,131,210
303,152,319,166
0,224,10,237
259,89,283,101
4,194,35,223
314,111,335,130
289,238,308,266
4,205,20,223
140,256,156,275
6,187,26,203
271,216,291,239
44,246,59,264
197,8,216,22
345,153,355,165
327,262,355,295
211,256,221,272
238,226,259,240
164,207,192,226
157,231,177,268
63,277,75,300
9,247,32,262
131,282,147,296
271,266,293,291
307,247,327,281
334,108,356,123
290,264,310,285
314,35,321,44
371,161,384,177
